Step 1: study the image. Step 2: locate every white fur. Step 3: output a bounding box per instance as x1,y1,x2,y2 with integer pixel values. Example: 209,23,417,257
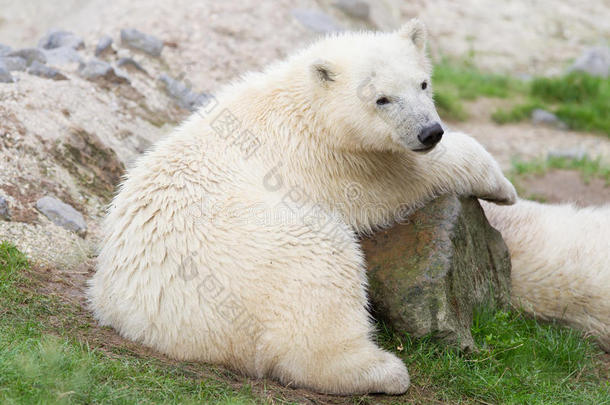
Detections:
482,200,610,351
88,21,519,395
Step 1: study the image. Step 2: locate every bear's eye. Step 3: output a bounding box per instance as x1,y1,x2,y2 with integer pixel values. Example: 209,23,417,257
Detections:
376,97,390,106
421,81,428,90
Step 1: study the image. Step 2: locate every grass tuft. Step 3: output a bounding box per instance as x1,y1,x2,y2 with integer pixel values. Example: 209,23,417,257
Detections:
491,101,544,124
511,155,610,184
492,73,610,136
433,90,468,121
431,59,610,136
433,61,520,100
432,60,524,121
379,307,609,404
531,73,602,103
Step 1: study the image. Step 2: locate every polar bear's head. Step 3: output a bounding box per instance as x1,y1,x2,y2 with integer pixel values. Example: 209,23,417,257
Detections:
306,19,443,153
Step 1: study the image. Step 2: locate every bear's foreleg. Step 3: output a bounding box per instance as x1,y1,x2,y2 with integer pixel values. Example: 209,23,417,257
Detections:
408,131,517,205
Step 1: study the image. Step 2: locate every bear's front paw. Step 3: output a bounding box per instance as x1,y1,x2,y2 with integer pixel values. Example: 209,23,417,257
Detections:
479,176,517,205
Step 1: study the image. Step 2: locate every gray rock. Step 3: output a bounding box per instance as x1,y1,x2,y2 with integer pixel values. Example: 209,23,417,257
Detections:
112,66,130,83
531,108,567,129
120,28,163,57
0,43,11,56
0,56,26,71
79,59,111,78
27,60,68,80
0,196,9,220
568,46,610,78
43,47,83,66
363,195,512,351
158,73,211,111
95,35,113,57
292,9,343,33
38,29,84,50
531,108,558,124
333,0,370,20
78,59,130,84
8,48,47,66
117,57,147,74
0,63,14,83
35,196,87,235
547,147,587,161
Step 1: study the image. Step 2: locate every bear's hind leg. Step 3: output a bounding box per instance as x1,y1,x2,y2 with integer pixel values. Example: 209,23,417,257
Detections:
249,213,409,395
271,336,410,395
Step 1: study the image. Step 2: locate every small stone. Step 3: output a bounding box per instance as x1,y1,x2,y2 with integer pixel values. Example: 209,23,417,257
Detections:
292,9,343,33
117,57,147,74
120,28,164,57
43,47,83,66
568,46,610,78
0,43,11,56
531,108,567,129
158,73,211,111
35,196,87,235
27,60,68,80
0,196,9,220
0,56,26,71
0,63,14,83
95,35,113,57
78,59,130,84
38,29,84,50
113,66,130,83
79,59,111,78
8,48,47,66
531,108,558,124
547,147,587,161
333,0,370,20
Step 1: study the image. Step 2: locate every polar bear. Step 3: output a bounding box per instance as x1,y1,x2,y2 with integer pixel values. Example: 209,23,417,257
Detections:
87,20,520,395
482,200,610,352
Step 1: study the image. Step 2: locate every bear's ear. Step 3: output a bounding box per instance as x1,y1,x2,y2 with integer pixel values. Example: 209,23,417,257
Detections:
310,60,337,85
398,19,427,51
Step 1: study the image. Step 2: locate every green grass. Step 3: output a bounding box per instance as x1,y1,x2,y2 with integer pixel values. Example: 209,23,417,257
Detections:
1,241,608,404
491,101,545,124
433,61,521,100
433,60,523,121
433,90,468,121
492,73,610,135
510,155,610,184
0,242,262,405
432,60,610,136
380,309,609,404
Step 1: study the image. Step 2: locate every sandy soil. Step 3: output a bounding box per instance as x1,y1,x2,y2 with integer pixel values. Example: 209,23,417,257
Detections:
517,170,610,206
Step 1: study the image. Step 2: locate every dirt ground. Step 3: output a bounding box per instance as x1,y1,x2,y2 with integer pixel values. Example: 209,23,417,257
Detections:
517,170,610,206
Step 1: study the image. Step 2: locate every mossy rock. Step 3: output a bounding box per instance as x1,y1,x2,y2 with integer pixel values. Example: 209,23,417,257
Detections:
363,195,511,350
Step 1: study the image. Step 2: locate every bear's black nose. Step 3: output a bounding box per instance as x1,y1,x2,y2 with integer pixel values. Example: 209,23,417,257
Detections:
417,123,444,147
